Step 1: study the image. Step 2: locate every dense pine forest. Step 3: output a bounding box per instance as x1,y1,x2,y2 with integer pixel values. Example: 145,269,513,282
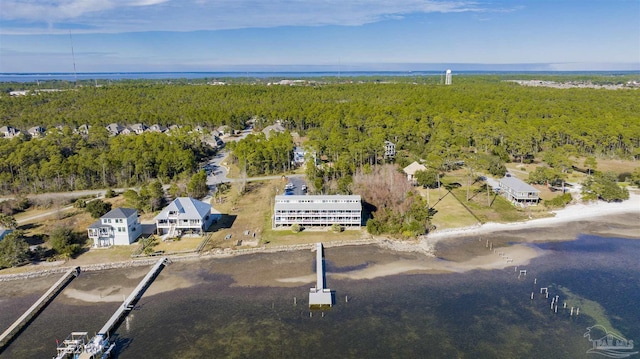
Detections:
0,75,638,194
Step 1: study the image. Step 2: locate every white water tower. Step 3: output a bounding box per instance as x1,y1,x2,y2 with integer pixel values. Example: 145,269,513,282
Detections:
445,69,452,85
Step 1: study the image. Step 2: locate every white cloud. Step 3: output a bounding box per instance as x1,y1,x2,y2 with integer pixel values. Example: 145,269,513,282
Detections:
0,0,494,34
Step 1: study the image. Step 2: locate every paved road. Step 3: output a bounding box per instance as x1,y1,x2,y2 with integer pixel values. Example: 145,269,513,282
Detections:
7,126,307,223
0,189,109,203
205,126,255,186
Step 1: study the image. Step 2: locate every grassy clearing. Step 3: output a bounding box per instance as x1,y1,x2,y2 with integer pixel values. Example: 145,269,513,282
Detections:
417,186,479,230
66,245,137,266
204,179,281,250
583,158,639,174
154,236,205,252
437,170,551,224
261,228,364,246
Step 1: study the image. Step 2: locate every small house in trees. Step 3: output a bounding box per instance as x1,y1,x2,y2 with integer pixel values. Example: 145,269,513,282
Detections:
499,174,540,206
154,197,221,237
148,124,167,133
403,161,427,183
105,123,124,136
130,123,148,134
87,207,142,247
384,141,396,159
262,121,286,139
77,124,91,135
0,126,21,139
28,126,46,138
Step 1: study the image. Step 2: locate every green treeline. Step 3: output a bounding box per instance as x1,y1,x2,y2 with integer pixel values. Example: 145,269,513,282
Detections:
1,77,639,194
227,131,295,176
0,127,208,193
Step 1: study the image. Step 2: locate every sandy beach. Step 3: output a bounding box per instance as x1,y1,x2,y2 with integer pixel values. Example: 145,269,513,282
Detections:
425,192,640,243
2,197,640,359
2,194,638,306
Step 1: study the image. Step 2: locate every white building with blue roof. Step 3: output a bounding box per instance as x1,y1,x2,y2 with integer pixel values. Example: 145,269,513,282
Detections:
88,207,142,247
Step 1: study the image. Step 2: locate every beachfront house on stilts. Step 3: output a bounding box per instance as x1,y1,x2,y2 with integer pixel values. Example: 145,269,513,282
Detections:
154,197,221,238
498,174,540,206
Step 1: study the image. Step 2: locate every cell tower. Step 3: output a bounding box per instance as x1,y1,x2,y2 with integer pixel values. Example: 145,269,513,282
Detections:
69,31,78,87
445,69,452,85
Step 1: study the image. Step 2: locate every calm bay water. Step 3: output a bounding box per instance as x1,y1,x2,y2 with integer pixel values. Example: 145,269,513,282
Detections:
1,71,638,83
2,234,639,358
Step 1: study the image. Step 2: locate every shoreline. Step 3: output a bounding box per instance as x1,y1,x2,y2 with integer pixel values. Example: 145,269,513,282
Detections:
424,192,640,243
1,195,638,284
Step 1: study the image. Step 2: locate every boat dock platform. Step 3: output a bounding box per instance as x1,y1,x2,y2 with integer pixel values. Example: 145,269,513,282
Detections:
309,243,334,308
0,267,80,352
54,257,168,359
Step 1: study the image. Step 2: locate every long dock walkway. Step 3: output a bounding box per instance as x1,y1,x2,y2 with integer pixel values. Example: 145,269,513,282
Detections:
99,257,168,337
54,257,168,359
0,266,80,351
309,243,333,308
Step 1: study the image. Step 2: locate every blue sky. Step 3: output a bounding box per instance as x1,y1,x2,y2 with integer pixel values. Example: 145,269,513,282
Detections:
1,0,639,72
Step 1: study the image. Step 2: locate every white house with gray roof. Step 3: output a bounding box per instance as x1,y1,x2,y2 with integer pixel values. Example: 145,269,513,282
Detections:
0,126,21,139
499,174,540,206
148,124,167,133
105,123,124,136
27,126,46,137
88,207,142,247
154,197,221,236
273,195,362,228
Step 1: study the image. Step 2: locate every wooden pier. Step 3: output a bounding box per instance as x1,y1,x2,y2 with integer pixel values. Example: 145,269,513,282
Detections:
309,243,334,308
99,257,168,337
55,258,168,359
0,267,80,352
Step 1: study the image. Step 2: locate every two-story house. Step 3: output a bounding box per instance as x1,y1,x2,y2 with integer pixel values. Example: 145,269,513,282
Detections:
0,126,21,139
154,197,221,237
27,126,46,138
87,207,142,247
384,140,396,159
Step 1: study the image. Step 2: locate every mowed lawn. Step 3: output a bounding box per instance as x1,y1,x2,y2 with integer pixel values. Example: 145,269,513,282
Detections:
262,228,365,246
154,235,206,253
